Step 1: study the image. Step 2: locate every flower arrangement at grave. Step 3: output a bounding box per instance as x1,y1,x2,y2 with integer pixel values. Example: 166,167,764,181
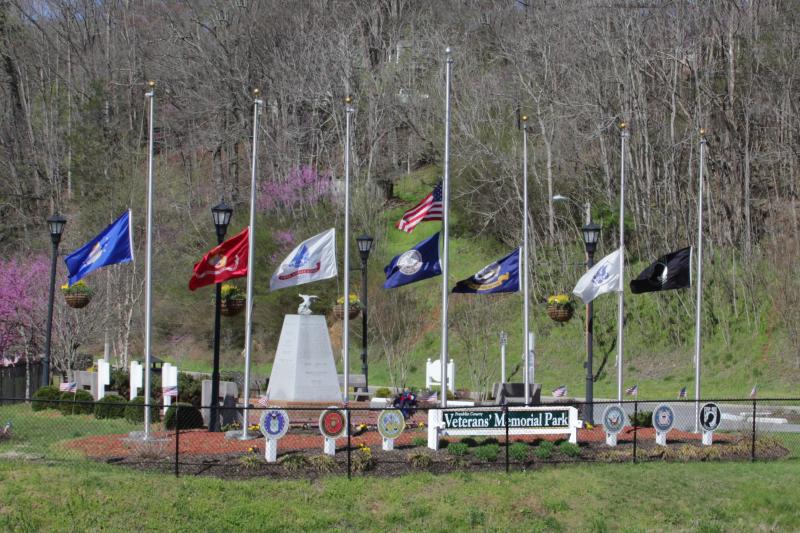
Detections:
61,281,93,309
546,293,575,322
333,293,361,320
219,283,246,317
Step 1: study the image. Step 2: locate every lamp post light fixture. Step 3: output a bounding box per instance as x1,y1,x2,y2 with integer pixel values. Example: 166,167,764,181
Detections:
355,234,374,393
581,221,601,424
43,214,66,387
209,200,233,432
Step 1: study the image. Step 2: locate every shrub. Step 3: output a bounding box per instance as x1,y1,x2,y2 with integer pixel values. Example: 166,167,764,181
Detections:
411,436,427,447
534,440,555,460
58,390,94,415
31,385,61,411
461,437,479,447
177,373,202,407
558,441,582,458
94,395,128,419
630,410,653,428
109,369,130,400
239,451,262,469
279,454,309,472
164,402,204,430
374,387,392,398
309,455,337,473
352,446,375,473
509,442,530,462
447,442,469,456
473,443,500,462
407,450,433,469
125,396,159,423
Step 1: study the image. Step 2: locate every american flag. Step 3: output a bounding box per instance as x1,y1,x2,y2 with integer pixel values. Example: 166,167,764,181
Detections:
395,183,443,233
678,386,687,399
750,385,757,399
625,384,638,396
162,386,178,398
59,382,77,393
552,385,567,398
257,395,269,407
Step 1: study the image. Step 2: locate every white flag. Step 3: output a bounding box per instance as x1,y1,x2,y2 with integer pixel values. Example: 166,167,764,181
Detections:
270,228,337,291
572,247,623,304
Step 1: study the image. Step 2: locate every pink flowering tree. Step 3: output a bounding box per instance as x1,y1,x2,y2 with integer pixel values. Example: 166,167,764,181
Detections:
257,165,333,217
0,256,49,361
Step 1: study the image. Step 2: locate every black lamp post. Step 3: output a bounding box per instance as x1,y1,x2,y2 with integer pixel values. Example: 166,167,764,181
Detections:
209,200,233,432
355,234,374,393
581,221,601,424
43,214,66,388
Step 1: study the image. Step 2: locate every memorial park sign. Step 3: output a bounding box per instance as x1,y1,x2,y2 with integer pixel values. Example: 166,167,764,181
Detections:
428,406,582,449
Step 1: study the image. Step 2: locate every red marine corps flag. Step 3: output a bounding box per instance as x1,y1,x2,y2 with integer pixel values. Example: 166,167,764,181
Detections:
188,227,249,290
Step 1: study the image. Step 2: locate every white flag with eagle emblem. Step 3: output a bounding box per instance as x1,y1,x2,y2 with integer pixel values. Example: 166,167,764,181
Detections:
270,228,337,291
572,247,623,304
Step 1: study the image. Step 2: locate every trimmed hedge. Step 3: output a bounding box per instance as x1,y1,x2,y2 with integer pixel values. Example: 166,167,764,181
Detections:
164,402,204,430
31,385,61,411
94,394,128,419
125,396,160,423
58,390,94,415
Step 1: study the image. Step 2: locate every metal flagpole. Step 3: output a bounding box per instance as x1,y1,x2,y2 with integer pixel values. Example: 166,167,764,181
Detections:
240,90,263,440
343,96,354,403
143,81,155,439
440,48,453,409
616,122,629,402
521,116,531,406
694,129,707,432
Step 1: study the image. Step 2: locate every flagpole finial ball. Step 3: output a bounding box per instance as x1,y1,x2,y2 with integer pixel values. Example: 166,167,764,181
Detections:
699,128,706,136
147,80,155,88
619,122,627,130
344,95,352,104
521,115,528,122
445,47,451,54
253,88,260,96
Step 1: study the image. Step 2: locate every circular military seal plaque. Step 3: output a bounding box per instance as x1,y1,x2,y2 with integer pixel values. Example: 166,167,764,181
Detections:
377,409,405,440
652,404,676,433
319,408,347,439
699,403,721,432
601,405,627,434
259,409,290,440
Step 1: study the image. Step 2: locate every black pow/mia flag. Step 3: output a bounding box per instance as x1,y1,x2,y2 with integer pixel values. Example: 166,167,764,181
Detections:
630,247,692,294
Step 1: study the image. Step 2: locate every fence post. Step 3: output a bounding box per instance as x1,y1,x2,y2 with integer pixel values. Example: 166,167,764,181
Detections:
751,399,756,462
346,406,351,480
632,400,638,464
504,404,509,473
174,403,180,478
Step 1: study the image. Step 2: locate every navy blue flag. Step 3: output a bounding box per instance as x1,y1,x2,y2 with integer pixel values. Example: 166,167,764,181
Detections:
452,248,520,294
383,232,442,289
65,210,134,286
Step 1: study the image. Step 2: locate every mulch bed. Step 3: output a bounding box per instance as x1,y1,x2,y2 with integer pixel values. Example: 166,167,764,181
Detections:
60,422,789,479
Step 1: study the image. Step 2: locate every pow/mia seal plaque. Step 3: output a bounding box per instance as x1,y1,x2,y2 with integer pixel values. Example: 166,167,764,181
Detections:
699,402,721,446
377,409,405,441
319,408,347,439
652,403,675,446
601,405,628,447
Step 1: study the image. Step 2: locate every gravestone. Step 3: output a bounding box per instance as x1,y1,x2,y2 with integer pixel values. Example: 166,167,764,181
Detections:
267,314,341,402
221,394,239,427
201,380,238,426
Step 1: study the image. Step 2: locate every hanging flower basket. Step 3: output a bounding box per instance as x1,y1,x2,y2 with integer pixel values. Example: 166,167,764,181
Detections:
334,294,361,320
220,283,246,317
333,304,360,320
61,281,93,309
546,294,575,323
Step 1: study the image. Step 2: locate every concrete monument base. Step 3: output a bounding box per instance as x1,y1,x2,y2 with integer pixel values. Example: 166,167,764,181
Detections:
267,315,342,403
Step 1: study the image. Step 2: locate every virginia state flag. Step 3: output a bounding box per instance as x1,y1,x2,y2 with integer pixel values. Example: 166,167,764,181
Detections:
452,248,520,294
64,210,134,286
189,227,249,290
383,232,441,289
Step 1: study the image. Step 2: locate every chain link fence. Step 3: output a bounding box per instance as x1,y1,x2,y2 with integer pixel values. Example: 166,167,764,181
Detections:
0,397,797,478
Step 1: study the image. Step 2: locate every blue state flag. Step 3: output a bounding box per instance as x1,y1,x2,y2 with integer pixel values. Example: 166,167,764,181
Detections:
452,248,520,294
383,232,442,289
65,210,134,286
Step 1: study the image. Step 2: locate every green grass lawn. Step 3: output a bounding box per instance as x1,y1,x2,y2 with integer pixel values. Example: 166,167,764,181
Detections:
2,402,800,530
